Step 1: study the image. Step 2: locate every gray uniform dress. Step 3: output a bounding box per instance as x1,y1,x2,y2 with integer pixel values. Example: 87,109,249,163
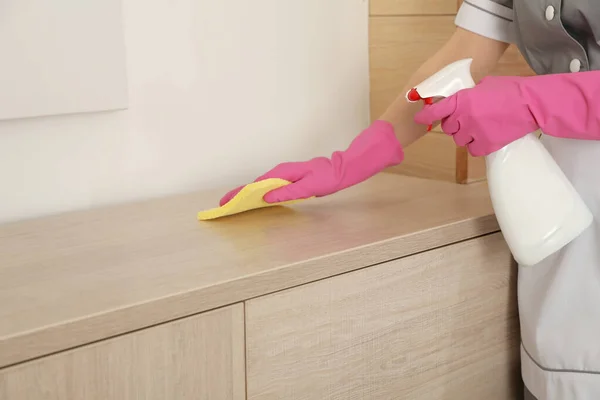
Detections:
455,1,600,399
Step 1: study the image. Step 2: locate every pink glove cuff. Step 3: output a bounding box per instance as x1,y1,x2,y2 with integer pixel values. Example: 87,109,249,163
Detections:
326,120,404,192
367,120,405,166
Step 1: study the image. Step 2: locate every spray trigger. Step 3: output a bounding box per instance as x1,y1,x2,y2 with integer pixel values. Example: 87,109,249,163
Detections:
407,88,433,131
407,58,478,132
424,97,433,131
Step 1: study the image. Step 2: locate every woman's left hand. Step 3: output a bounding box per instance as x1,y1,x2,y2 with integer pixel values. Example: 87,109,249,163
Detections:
414,76,540,156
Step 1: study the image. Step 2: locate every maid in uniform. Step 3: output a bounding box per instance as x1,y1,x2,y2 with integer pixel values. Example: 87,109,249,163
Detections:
220,1,600,398
430,1,600,398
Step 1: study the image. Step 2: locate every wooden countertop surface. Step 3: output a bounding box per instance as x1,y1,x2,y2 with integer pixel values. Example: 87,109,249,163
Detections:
0,173,498,368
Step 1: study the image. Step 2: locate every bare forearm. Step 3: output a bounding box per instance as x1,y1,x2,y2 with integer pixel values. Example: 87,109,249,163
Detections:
380,27,510,148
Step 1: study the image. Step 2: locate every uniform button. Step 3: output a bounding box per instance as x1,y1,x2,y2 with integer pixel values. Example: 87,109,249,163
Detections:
570,58,581,72
545,5,555,20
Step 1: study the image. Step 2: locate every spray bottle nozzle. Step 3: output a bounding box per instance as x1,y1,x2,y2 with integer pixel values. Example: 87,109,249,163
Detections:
406,58,476,133
406,88,422,102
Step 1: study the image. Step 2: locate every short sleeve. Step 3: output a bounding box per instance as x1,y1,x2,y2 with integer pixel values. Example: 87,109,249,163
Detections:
455,0,515,43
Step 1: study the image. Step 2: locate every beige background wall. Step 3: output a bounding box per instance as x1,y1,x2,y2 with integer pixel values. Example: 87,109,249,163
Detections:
0,0,370,223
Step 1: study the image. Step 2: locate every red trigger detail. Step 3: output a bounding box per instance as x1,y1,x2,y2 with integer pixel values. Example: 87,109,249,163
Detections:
424,97,433,131
408,88,434,131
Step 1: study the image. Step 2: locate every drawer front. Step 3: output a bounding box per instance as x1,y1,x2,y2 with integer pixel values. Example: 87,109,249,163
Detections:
0,304,245,400
246,233,520,399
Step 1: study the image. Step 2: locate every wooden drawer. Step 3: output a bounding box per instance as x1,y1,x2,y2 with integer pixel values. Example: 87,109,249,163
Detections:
245,233,520,399
0,305,245,400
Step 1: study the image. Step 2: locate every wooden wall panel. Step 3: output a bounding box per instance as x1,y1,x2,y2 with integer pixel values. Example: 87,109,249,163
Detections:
369,16,456,119
0,0,128,121
456,147,487,184
370,0,457,15
389,131,487,184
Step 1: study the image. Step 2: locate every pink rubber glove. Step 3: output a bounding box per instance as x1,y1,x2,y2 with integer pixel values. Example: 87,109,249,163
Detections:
414,71,600,156
219,120,404,205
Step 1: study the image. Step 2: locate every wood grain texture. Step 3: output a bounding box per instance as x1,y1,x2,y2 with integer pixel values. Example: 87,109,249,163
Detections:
456,146,470,184
467,152,487,183
0,173,499,368
369,16,455,120
456,147,487,184
370,0,458,15
0,304,245,400
246,233,520,400
389,130,486,185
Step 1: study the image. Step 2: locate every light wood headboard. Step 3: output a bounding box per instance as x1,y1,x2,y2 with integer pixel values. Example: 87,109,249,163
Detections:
369,0,533,184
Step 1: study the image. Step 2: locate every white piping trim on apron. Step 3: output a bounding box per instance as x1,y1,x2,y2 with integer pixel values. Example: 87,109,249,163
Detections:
523,344,600,375
462,0,513,20
522,345,600,399
455,0,515,43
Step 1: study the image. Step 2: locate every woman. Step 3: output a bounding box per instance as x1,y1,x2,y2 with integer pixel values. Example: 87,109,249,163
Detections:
220,1,600,398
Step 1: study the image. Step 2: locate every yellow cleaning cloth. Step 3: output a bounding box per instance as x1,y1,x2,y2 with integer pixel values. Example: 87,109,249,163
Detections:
198,178,311,221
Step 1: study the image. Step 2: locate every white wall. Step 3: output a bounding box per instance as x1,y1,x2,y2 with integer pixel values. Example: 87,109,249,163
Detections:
0,0,370,223
0,0,128,120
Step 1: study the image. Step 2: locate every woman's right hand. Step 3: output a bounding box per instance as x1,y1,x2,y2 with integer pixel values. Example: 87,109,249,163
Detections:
219,157,346,206
219,120,405,206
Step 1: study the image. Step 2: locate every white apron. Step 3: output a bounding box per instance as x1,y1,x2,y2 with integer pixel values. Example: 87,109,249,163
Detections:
520,136,600,399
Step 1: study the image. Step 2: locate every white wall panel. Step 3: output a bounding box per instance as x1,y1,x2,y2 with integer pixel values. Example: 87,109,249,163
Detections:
0,0,128,120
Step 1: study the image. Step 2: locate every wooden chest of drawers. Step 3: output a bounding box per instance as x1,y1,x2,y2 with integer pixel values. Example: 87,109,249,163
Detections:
0,174,520,399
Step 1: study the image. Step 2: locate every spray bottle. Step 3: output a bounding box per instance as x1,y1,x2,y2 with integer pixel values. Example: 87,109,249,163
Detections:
406,58,593,266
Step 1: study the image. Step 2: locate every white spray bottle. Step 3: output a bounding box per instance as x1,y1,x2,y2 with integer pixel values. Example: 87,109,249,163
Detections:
406,58,593,266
